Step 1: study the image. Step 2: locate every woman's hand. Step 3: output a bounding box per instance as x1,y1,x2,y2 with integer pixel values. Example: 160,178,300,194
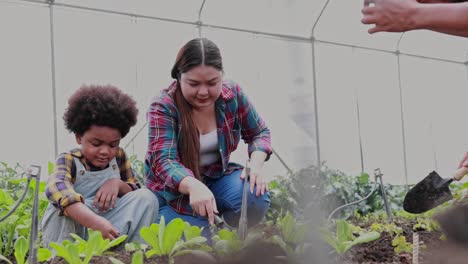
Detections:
240,164,268,197
183,177,219,225
93,178,122,213
241,151,269,197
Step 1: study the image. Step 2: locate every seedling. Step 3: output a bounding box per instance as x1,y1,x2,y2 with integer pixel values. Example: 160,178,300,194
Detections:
50,229,127,264
321,219,380,255
392,235,412,254
139,216,209,264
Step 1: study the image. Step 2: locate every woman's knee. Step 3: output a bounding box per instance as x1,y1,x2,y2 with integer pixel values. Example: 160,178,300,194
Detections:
252,190,271,211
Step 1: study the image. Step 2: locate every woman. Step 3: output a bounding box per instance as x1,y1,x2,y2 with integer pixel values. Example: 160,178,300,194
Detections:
145,38,271,234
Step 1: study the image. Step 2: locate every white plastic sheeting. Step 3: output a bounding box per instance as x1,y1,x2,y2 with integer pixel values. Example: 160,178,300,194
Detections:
0,2,55,170
0,0,467,185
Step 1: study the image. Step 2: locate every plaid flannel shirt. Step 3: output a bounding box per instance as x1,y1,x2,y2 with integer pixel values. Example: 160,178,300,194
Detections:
145,80,272,215
45,148,140,212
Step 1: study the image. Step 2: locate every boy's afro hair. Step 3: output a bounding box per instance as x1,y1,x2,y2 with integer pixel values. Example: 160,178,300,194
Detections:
64,85,138,137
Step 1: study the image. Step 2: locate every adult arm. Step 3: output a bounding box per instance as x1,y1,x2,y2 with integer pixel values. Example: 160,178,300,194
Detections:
236,84,272,196
361,0,468,37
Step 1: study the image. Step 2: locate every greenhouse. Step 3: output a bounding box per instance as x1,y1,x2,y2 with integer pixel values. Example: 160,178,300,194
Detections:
1,0,468,263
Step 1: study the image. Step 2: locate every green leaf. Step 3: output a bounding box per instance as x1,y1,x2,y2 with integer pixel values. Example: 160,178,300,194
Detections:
269,180,279,189
48,162,55,176
50,242,72,264
131,250,144,264
103,235,128,252
319,228,339,253
125,241,148,252
140,225,161,255
109,257,125,264
271,235,294,257
66,243,82,264
14,236,28,264
146,249,158,258
162,218,185,254
183,223,202,241
0,189,14,205
70,233,87,253
86,229,102,259
280,213,294,242
357,173,370,185
213,239,232,256
216,229,238,241
336,220,352,242
37,248,53,262
170,236,207,256
348,231,380,249
0,254,12,264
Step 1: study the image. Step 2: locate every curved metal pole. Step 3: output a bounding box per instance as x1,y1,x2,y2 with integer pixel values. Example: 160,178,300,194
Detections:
197,0,206,38
396,33,410,190
309,0,333,168
272,147,294,176
353,70,365,173
12,0,466,64
49,0,58,157
124,121,147,150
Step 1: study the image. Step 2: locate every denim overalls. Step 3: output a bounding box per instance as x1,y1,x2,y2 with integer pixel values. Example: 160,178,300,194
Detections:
41,157,158,246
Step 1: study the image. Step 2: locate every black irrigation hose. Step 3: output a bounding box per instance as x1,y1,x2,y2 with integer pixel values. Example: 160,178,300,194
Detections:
327,180,379,222
0,175,32,223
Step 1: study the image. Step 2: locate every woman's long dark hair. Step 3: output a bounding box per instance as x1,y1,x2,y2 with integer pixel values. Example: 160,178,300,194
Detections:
171,38,223,179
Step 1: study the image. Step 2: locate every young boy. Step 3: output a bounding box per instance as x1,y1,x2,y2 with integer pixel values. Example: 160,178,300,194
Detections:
41,85,158,245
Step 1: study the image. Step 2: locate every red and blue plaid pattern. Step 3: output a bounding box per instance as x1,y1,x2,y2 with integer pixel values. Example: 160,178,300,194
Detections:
145,80,272,215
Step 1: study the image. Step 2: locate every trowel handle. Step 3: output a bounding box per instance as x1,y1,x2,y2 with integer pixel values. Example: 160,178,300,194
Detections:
454,166,468,181
213,214,224,228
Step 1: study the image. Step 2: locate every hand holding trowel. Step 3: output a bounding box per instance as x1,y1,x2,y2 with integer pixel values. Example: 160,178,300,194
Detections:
403,166,468,214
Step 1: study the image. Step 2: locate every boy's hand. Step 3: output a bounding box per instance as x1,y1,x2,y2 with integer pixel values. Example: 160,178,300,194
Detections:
91,216,120,240
93,178,121,212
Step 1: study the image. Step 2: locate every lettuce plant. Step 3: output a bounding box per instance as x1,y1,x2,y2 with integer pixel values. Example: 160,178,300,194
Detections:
392,235,412,254
269,213,311,261
321,219,380,255
109,250,144,264
212,229,243,257
50,229,127,264
139,216,209,264
13,236,28,264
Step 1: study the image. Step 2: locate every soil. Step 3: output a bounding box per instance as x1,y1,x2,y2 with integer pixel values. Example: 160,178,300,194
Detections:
256,222,281,239
9,240,286,264
325,216,448,264
37,250,168,264
5,216,461,264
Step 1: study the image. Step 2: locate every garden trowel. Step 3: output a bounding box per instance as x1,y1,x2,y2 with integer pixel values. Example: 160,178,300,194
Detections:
403,167,468,214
